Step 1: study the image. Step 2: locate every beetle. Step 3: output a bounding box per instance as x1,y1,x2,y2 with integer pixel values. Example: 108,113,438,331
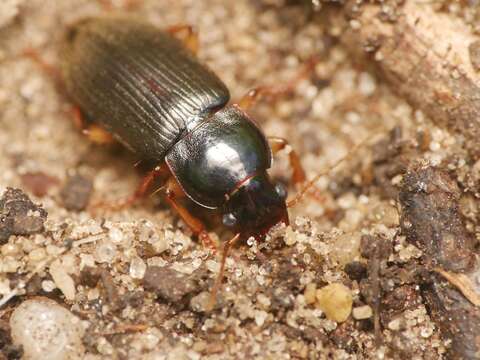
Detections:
60,16,319,307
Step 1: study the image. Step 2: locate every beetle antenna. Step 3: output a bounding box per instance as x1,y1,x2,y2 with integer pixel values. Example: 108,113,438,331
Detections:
287,138,370,208
207,233,241,311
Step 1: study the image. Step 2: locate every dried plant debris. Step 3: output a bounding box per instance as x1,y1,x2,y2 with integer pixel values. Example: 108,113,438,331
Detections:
342,1,480,158
399,166,480,359
0,188,47,244
399,166,476,272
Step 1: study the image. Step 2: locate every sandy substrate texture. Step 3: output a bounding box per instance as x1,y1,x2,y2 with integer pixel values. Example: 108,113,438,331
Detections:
1,0,480,359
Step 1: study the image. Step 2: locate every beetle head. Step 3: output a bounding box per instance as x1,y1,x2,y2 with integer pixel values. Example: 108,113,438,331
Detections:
221,172,288,239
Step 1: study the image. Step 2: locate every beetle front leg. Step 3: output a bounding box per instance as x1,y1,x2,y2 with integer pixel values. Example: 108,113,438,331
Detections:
268,137,306,185
166,25,199,55
237,56,318,110
164,177,217,253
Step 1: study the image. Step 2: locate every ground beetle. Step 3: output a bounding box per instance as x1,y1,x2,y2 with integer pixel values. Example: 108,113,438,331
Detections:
60,16,318,306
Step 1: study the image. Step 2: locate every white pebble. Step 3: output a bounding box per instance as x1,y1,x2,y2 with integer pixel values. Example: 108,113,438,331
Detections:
41,280,56,292
94,241,117,263
108,227,124,243
254,310,268,327
129,256,147,279
0,278,10,295
10,298,85,360
352,305,373,320
49,259,76,301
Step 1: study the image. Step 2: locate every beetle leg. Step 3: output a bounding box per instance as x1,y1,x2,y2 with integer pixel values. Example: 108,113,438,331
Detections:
237,56,318,110
268,137,306,185
70,106,115,145
93,164,168,211
22,48,65,92
207,232,241,311
165,177,217,252
82,125,115,145
166,25,199,55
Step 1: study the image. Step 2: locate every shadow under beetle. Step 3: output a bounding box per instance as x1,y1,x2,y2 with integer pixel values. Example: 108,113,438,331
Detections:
60,16,318,307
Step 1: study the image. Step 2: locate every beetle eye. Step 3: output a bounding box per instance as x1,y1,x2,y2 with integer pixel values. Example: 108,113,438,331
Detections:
275,183,288,199
222,213,237,227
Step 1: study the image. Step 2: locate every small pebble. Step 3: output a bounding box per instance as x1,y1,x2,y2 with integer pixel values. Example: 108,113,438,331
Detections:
254,310,268,327
316,283,353,323
352,305,373,320
49,259,76,300
60,174,93,211
94,241,117,263
344,261,367,281
190,291,211,313
0,188,47,244
129,256,147,279
388,318,402,331
143,266,203,303
284,226,297,246
41,280,56,292
304,283,317,305
330,232,361,266
10,297,85,360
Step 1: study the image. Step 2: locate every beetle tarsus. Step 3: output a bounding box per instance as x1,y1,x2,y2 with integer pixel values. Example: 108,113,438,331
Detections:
207,233,241,311
199,231,217,254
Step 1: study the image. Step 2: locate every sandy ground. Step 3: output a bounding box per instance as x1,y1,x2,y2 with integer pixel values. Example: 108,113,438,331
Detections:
0,0,468,359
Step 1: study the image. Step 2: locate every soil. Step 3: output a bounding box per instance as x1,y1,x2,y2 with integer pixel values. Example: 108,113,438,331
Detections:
1,1,479,359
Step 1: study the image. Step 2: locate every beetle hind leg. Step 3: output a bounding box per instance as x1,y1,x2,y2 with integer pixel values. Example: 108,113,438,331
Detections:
237,56,318,110
71,106,115,145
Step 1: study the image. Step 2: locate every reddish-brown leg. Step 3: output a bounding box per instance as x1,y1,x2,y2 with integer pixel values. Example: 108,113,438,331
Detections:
207,232,241,311
268,137,326,204
71,106,115,145
237,56,318,110
22,48,65,92
94,164,168,211
164,176,217,252
166,25,199,55
268,137,306,185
